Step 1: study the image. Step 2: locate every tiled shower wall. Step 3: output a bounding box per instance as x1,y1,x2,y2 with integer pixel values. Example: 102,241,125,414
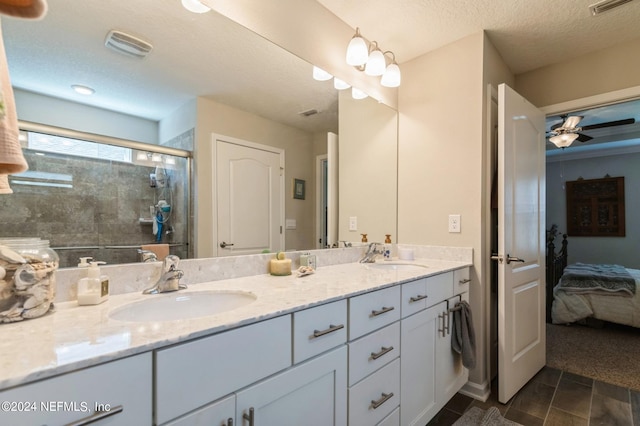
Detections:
1,131,192,268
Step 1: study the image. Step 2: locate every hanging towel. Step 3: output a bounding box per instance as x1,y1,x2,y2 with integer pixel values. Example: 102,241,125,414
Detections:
451,300,476,369
0,4,48,193
0,19,27,194
0,0,47,19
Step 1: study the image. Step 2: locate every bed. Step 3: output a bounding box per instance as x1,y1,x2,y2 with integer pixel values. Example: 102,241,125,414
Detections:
547,229,640,328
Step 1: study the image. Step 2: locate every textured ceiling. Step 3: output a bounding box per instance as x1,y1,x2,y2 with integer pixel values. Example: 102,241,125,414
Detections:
3,0,640,139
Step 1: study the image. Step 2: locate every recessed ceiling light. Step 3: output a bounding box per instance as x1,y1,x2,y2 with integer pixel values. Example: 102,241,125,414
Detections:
72,85,95,95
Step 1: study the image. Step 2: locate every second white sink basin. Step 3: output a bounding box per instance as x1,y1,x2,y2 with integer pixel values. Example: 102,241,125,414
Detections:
109,290,257,322
367,262,428,271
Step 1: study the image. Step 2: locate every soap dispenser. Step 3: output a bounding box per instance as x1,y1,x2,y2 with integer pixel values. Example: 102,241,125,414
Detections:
77,261,110,305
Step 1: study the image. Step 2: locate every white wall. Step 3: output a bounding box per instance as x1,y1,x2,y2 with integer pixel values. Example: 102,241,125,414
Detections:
159,99,196,144
338,90,398,244
547,150,640,269
194,97,316,257
14,89,158,143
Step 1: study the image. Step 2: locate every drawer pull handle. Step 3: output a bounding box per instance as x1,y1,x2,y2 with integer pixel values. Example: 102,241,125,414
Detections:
227,418,233,426
64,404,123,426
459,278,471,284
438,313,446,337
371,345,394,360
371,392,394,409
243,407,255,426
313,323,345,338
409,294,428,303
371,306,395,317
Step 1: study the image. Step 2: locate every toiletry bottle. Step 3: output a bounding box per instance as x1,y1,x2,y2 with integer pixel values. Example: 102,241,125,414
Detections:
77,261,109,305
361,234,368,243
384,234,392,260
78,256,92,267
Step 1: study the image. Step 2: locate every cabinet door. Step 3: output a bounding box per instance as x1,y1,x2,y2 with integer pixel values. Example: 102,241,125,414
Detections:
163,394,234,426
236,346,347,426
437,293,470,405
0,353,151,426
400,302,444,426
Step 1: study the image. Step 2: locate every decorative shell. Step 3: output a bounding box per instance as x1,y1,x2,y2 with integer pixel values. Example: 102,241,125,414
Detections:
0,245,26,264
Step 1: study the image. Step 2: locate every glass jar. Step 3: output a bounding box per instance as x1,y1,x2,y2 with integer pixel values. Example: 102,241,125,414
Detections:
0,238,59,323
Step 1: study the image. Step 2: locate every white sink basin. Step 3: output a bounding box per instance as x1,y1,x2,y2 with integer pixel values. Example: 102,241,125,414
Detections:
366,262,428,271
109,290,257,322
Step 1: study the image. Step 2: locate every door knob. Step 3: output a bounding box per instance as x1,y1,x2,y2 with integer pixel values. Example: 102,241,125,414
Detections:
219,241,234,249
506,254,525,264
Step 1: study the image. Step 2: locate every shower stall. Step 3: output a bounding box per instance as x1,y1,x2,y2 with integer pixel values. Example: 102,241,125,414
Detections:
0,124,192,268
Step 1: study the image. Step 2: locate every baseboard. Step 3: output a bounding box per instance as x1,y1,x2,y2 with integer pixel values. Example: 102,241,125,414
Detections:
458,379,491,402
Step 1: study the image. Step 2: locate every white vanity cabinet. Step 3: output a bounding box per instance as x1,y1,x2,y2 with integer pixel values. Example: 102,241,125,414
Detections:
0,352,152,426
159,302,348,426
400,268,471,426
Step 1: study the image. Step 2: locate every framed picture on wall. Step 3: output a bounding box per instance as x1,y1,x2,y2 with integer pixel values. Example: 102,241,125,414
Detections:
293,178,305,200
566,176,625,237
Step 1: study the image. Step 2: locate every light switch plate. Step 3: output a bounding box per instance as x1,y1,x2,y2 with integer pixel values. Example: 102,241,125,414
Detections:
448,214,461,233
349,216,357,231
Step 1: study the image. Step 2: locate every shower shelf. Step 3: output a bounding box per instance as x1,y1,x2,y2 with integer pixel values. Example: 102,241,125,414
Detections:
139,218,155,224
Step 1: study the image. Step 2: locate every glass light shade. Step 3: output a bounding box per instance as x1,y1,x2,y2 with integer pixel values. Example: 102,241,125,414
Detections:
312,66,333,81
181,0,210,13
346,31,368,66
352,87,368,100
333,78,350,90
365,48,386,76
381,63,401,87
549,133,579,148
136,152,148,161
151,153,163,162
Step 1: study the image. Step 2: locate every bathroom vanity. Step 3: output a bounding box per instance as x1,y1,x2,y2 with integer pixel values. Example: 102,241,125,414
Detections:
0,251,471,426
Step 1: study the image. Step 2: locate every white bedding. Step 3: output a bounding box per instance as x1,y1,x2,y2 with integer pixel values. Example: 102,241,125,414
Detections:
551,268,640,328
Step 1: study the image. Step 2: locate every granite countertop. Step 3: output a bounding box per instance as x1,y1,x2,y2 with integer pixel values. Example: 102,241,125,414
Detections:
0,258,470,391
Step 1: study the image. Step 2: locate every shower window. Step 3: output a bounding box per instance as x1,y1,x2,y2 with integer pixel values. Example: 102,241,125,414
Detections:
1,127,192,268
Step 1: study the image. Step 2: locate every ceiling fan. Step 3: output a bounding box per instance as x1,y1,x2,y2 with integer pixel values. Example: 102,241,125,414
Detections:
547,115,636,148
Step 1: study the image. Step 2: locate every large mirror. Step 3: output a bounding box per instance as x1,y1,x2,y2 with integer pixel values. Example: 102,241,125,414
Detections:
1,0,397,267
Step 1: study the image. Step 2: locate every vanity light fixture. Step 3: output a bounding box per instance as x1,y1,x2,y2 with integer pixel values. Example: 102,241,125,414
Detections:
364,42,386,76
549,132,579,148
345,27,401,87
181,0,210,14
71,84,95,95
333,77,350,90
352,87,368,100
381,52,401,88
312,66,333,81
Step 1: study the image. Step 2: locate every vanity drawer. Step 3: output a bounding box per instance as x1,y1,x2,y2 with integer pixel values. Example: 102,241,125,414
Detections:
155,315,291,424
348,358,400,426
0,353,151,426
348,322,400,385
454,267,471,294
163,394,234,426
401,272,454,317
349,286,401,340
293,299,347,363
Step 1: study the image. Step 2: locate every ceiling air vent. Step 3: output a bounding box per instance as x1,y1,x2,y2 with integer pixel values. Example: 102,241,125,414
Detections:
299,109,319,117
589,0,634,15
104,30,153,59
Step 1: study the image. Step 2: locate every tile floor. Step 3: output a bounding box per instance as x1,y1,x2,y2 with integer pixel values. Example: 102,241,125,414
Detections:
428,366,640,425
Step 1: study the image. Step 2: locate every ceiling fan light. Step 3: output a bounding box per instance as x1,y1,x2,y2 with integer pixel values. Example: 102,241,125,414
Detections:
346,28,368,66
181,0,210,14
381,63,401,87
364,47,385,76
333,78,350,90
549,133,579,148
312,66,333,81
352,87,368,100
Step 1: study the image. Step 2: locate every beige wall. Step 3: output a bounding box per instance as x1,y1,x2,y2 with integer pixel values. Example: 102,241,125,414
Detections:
194,97,316,257
338,90,398,244
515,36,640,107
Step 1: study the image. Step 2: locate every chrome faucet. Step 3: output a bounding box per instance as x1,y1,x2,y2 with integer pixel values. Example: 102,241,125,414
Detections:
137,249,158,263
143,255,186,294
359,242,384,263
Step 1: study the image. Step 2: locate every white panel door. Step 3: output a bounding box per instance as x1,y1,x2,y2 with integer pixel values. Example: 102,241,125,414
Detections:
497,83,546,403
215,136,284,256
